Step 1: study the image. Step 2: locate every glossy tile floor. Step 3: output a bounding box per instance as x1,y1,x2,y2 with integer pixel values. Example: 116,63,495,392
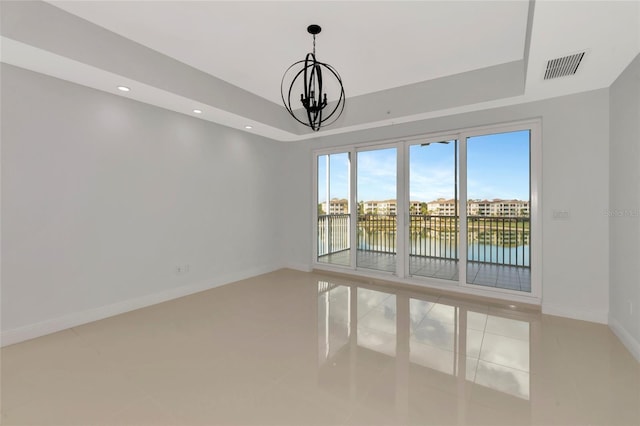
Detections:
319,251,532,291
2,269,639,425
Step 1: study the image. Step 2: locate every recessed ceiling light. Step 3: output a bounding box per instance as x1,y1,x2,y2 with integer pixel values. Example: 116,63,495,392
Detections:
193,109,202,114
244,125,253,129
117,86,130,92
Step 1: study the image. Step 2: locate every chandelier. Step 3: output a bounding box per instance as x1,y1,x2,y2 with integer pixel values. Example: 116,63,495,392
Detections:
281,25,345,132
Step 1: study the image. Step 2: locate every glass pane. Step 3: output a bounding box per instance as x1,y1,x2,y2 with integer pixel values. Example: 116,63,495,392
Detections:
466,130,531,292
356,148,397,273
408,141,459,280
317,153,351,266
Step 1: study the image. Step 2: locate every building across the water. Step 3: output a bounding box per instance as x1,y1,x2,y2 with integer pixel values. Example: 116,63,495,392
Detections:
321,198,530,217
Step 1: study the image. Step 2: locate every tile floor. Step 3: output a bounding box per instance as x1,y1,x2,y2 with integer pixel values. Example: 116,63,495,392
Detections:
319,251,532,291
1,269,638,425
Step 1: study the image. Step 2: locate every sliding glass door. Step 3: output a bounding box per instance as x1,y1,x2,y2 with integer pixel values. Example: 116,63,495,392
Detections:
465,130,531,292
314,121,538,298
408,140,459,281
317,152,351,266
356,147,397,273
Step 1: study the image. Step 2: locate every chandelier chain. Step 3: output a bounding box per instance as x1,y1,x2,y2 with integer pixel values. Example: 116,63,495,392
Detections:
312,34,316,56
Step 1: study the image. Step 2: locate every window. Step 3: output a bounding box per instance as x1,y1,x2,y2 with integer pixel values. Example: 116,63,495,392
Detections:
313,120,541,300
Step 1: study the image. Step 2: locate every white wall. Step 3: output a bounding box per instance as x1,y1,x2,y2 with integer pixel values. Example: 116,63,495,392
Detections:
609,54,640,361
277,142,313,272
1,64,284,344
281,89,611,324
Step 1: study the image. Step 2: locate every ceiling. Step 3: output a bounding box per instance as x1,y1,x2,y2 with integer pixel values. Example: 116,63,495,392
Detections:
49,1,530,104
1,1,639,141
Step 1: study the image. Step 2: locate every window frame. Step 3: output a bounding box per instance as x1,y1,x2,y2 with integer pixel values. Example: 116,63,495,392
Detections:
312,119,542,303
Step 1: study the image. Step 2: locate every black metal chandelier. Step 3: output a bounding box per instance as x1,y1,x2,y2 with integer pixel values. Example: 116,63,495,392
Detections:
281,25,345,132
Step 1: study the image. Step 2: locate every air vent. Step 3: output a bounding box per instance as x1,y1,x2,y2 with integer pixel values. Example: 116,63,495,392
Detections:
544,51,586,80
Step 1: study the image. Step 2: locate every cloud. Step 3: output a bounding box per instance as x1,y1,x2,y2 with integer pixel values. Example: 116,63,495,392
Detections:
357,151,397,200
410,166,455,202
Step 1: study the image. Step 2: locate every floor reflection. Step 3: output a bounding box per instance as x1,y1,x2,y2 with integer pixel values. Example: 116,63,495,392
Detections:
318,277,534,423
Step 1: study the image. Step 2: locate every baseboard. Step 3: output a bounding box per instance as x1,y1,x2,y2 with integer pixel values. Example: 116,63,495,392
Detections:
608,315,640,362
281,262,313,272
541,303,609,324
0,264,277,347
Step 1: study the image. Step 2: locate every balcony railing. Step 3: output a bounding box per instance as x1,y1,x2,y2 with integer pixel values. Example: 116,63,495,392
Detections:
467,216,530,267
318,214,350,256
357,214,397,254
410,215,458,260
318,214,530,267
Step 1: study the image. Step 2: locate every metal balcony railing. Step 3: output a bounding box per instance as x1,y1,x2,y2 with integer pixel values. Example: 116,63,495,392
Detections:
467,215,530,267
318,214,530,268
357,214,397,254
409,215,458,260
317,214,350,256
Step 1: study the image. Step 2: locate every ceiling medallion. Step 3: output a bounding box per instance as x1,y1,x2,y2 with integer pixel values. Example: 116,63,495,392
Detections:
281,25,345,132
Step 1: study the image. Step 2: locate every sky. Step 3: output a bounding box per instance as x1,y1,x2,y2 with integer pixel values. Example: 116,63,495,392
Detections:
318,130,530,203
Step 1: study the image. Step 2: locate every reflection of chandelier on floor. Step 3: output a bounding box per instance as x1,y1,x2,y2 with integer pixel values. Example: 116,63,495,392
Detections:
281,25,345,132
